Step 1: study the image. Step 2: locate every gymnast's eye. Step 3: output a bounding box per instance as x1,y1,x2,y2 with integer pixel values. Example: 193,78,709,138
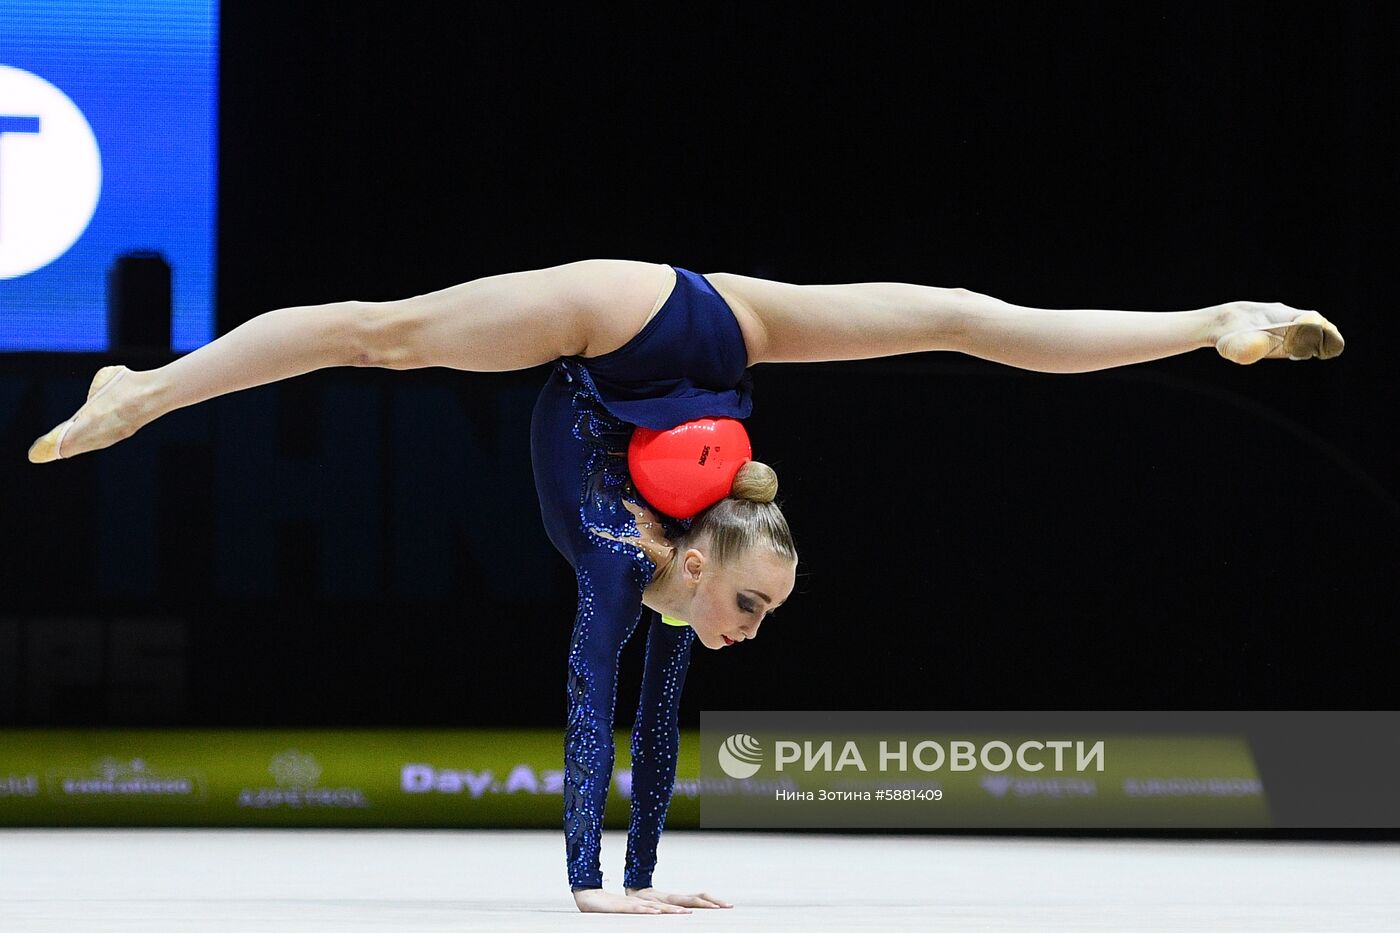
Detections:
738,597,757,614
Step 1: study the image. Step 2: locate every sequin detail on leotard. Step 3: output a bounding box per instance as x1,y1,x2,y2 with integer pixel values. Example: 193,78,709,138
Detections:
622,614,692,890
543,359,696,892
568,369,672,581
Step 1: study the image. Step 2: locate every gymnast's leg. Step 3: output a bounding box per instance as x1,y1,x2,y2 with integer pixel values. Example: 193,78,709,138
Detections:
27,259,671,462
706,271,1344,371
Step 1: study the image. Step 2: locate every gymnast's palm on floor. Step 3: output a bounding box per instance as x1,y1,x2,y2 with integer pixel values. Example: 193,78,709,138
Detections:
571,887,695,914
627,885,733,910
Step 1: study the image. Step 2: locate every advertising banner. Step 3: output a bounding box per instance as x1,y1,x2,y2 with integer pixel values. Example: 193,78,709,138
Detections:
0,0,218,350
5,713,1395,829
0,729,701,828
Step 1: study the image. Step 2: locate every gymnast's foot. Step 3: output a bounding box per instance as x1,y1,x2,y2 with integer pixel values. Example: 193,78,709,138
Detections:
27,365,150,463
1211,302,1345,365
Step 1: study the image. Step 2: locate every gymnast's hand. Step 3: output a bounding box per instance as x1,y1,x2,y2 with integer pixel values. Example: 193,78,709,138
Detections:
1209,301,1344,365
572,887,694,914
626,885,734,910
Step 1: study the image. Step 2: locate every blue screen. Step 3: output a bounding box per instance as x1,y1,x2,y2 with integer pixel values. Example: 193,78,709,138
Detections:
0,0,217,351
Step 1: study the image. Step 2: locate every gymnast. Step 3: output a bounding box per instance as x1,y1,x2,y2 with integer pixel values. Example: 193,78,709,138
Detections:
26,259,1344,914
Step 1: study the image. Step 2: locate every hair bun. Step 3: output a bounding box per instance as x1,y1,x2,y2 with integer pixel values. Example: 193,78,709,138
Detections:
731,460,778,504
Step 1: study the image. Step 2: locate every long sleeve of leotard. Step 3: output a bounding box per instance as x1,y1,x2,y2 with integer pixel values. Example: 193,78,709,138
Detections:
623,611,694,889
562,552,645,891
562,553,694,891
531,358,697,892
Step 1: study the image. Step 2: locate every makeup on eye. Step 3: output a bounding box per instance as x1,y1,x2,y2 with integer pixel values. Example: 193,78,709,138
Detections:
739,585,784,613
737,596,776,617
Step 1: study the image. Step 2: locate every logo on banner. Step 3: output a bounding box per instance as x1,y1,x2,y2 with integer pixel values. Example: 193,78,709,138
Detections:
0,64,103,280
50,757,205,800
238,749,370,809
0,773,39,797
1123,777,1263,797
400,762,564,796
980,775,1098,798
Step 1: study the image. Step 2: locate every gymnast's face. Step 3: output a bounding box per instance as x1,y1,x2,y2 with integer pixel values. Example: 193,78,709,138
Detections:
681,545,796,650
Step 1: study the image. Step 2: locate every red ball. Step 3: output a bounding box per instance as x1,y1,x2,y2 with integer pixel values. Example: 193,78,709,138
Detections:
627,417,753,519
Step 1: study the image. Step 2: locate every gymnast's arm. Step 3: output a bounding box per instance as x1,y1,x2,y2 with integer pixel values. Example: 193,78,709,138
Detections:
564,553,695,916
617,615,733,911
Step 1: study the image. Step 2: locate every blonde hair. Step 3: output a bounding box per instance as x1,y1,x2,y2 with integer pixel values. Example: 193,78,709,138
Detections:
680,460,797,567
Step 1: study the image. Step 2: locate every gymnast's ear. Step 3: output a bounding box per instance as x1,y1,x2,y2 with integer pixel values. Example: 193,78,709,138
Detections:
680,545,708,581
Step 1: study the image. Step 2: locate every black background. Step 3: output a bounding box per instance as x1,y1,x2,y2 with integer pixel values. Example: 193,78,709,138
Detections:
4,2,1395,729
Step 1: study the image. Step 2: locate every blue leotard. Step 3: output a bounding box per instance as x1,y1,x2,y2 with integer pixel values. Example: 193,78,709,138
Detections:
528,265,752,891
